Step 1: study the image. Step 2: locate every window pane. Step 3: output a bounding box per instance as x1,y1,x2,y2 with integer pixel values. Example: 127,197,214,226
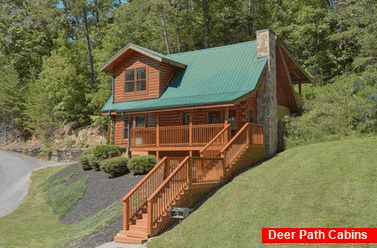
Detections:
137,68,146,80
208,111,220,124
125,82,134,92
183,112,190,125
137,80,146,91
136,116,145,127
126,70,134,81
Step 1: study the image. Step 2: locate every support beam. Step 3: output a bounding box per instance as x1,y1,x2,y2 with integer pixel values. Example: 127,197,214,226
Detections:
156,113,160,147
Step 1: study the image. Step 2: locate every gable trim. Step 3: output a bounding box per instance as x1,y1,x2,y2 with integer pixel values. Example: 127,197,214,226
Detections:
101,44,186,74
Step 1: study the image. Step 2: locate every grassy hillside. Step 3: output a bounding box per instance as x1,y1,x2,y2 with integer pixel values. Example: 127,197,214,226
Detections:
148,135,377,248
0,164,122,248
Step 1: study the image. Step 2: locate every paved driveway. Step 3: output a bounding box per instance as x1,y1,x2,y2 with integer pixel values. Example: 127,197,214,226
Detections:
0,150,59,217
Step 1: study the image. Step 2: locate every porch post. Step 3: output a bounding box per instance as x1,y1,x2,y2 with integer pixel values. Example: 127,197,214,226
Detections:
133,117,136,145
156,113,160,147
189,116,192,146
225,107,229,142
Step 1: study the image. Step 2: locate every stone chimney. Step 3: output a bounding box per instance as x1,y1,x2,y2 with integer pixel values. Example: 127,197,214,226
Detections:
256,30,278,157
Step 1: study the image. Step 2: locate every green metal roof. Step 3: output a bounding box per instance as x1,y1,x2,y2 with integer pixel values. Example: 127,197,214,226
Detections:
102,41,267,113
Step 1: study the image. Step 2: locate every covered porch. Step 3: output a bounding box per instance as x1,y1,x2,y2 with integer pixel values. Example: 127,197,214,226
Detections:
109,98,259,158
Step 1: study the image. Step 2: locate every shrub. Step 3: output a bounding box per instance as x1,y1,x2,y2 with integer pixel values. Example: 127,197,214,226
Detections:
100,157,130,178
91,144,127,160
79,144,127,171
79,152,92,170
129,155,156,174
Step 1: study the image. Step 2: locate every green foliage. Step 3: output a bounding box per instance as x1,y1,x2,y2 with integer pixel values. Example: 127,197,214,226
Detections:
283,72,377,148
90,144,127,160
23,54,90,145
79,144,127,170
79,152,94,170
129,155,157,174
99,157,130,178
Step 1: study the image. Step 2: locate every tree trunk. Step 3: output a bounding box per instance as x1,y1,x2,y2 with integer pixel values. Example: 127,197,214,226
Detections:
82,4,95,86
160,11,171,54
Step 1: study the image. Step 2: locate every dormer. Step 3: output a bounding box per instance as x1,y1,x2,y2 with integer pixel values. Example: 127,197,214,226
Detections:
101,44,186,102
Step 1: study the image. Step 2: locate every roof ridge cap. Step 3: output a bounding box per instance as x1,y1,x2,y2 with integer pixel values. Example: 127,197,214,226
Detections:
168,40,256,57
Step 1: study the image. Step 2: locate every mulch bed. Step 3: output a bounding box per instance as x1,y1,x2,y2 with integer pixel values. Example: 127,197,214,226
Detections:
56,162,144,247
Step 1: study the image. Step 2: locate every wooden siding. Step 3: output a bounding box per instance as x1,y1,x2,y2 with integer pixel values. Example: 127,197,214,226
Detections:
159,62,179,96
276,45,298,110
112,115,127,146
113,50,160,102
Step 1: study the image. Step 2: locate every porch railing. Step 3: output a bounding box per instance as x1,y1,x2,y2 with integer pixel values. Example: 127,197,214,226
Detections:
130,124,224,147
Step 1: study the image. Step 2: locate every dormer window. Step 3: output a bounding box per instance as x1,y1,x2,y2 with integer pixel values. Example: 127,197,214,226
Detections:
125,68,146,92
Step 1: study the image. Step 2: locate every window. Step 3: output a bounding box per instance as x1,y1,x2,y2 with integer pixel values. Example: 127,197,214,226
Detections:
136,116,145,127
208,111,220,124
125,68,146,92
183,112,191,125
146,114,157,127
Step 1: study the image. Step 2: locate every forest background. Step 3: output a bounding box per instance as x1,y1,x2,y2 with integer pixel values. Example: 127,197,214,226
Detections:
0,0,376,151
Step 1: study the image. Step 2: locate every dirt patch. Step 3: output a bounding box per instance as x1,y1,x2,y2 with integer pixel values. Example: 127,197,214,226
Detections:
60,163,143,224
57,163,144,247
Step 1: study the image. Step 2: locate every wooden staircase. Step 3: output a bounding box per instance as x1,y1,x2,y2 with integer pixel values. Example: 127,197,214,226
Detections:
114,123,265,244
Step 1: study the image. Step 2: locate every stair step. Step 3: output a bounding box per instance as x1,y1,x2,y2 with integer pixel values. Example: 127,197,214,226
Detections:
130,224,148,232
114,232,146,244
123,230,149,239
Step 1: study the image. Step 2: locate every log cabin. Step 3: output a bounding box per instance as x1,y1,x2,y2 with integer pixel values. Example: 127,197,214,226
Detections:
100,30,310,244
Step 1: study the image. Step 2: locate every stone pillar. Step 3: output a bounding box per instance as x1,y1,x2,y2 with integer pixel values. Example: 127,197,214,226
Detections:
256,30,278,157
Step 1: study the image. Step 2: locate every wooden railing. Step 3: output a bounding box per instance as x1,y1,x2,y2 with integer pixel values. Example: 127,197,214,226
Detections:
131,127,157,147
131,124,224,147
220,123,264,168
147,156,191,234
199,124,231,158
147,156,225,234
191,157,225,183
122,156,185,230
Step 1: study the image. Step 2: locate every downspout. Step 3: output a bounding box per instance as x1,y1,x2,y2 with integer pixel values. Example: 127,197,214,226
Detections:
127,115,131,157
111,113,115,145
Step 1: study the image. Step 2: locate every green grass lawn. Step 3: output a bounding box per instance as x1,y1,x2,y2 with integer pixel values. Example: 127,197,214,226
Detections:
0,164,123,248
147,135,377,248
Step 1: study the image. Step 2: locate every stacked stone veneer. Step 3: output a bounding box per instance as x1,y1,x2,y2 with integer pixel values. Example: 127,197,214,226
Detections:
256,30,278,157
7,147,86,162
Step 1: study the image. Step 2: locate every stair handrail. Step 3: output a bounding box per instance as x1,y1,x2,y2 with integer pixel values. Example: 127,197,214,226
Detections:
220,123,250,154
199,124,231,157
147,156,191,235
122,156,185,230
122,156,168,201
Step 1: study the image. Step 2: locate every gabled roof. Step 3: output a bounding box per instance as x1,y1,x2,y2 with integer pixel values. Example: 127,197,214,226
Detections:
101,43,186,74
102,41,268,113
